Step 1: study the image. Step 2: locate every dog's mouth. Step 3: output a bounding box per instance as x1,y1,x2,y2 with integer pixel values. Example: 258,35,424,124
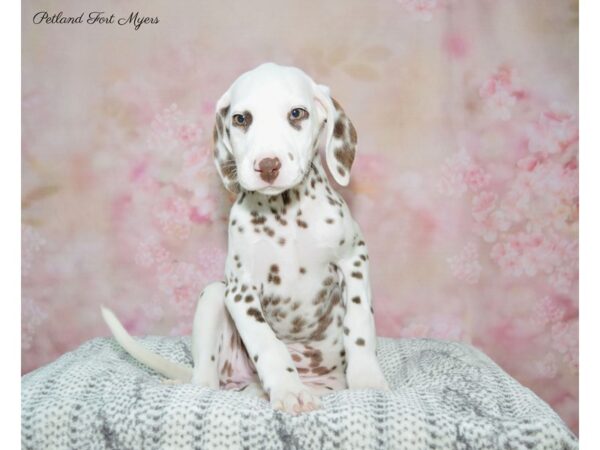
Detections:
242,163,310,196
253,173,305,195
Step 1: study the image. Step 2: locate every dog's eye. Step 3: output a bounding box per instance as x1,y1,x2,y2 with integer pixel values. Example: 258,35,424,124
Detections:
232,112,252,129
289,108,308,121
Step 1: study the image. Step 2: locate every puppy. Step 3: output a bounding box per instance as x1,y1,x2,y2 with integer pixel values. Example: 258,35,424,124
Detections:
102,62,389,414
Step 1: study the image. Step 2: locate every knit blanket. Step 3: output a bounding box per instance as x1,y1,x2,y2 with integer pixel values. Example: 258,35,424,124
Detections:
21,336,577,449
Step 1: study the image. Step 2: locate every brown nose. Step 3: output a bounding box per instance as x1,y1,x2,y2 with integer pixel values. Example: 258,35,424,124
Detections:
257,157,281,183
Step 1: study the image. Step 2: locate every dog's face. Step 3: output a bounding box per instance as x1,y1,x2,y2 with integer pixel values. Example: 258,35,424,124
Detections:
213,63,357,195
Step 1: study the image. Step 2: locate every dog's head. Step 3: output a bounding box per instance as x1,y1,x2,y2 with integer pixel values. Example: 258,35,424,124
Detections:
212,63,357,195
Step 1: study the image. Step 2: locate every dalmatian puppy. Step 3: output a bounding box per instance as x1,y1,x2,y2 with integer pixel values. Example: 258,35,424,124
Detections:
102,62,389,414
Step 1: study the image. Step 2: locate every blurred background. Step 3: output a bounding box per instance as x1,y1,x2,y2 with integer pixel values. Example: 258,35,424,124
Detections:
22,0,578,432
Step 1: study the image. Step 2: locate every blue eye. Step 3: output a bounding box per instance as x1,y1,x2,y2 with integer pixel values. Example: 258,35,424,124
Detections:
233,114,245,125
291,109,300,118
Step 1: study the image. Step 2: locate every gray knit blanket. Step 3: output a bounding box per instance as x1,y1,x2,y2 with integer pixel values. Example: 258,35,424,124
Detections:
21,336,577,449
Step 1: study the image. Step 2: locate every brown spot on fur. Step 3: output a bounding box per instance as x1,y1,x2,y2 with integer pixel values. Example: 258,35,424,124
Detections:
311,366,332,376
296,219,308,228
352,296,361,304
349,122,357,144
247,308,265,323
220,158,237,180
343,327,350,335
251,215,266,225
291,354,301,362
334,144,355,170
299,267,306,274
333,119,345,138
331,98,342,112
356,338,365,346
351,272,363,279
312,289,328,305
291,316,307,333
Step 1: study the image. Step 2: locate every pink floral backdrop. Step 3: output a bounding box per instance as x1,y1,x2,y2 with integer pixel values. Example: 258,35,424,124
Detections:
22,0,579,433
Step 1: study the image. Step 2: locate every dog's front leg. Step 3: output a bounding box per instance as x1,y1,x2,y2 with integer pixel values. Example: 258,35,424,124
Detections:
338,238,390,391
224,277,321,413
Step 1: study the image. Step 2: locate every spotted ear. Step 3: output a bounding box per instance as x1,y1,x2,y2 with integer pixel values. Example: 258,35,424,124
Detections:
313,84,357,186
212,90,240,193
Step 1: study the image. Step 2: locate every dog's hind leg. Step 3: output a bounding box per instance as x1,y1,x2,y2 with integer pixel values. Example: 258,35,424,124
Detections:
190,281,227,388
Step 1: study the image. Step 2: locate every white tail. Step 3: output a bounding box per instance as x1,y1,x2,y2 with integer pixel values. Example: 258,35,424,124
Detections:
100,306,193,382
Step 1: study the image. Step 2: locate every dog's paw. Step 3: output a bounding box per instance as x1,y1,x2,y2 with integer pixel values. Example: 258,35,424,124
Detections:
270,383,321,414
346,363,390,391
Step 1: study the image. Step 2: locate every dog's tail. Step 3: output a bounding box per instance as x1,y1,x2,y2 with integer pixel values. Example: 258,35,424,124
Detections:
100,306,193,382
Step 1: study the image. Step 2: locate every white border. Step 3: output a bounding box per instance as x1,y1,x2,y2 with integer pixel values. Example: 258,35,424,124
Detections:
580,0,597,446
1,0,22,447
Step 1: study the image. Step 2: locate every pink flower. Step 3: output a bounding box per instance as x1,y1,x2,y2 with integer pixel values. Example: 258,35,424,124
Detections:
531,296,565,328
490,231,570,280
472,191,497,221
528,107,578,155
464,166,491,191
479,65,523,120
473,208,512,242
134,237,171,269
447,242,482,284
437,149,491,197
153,195,192,240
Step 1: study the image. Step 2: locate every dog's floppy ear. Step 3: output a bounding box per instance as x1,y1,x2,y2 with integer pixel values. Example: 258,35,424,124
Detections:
313,84,357,186
212,90,241,193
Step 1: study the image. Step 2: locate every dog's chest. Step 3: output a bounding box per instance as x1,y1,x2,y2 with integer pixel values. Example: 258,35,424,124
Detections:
226,187,349,343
